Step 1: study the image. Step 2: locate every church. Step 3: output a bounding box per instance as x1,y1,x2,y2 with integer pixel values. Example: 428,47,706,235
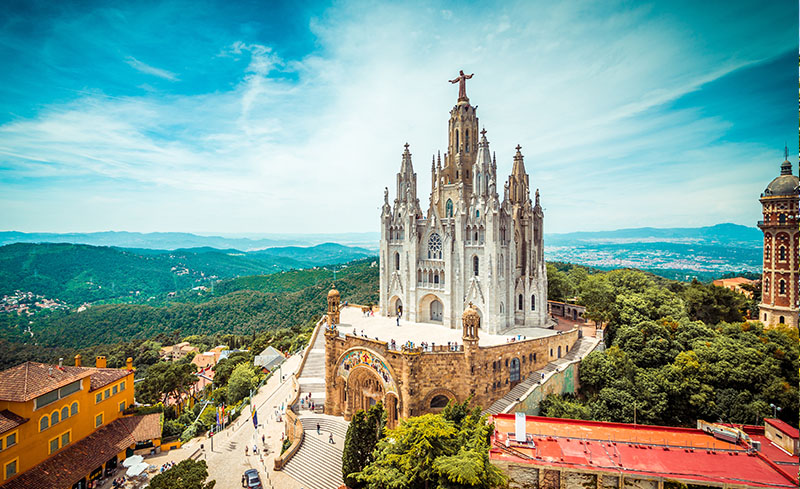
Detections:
379,72,548,333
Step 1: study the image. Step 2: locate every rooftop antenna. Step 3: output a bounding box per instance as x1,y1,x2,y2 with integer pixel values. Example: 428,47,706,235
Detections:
785,142,788,160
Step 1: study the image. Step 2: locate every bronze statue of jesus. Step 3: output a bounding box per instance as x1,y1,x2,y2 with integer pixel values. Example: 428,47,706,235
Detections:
449,70,474,102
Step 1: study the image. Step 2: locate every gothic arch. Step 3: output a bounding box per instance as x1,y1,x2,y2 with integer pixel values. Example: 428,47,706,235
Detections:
336,347,399,396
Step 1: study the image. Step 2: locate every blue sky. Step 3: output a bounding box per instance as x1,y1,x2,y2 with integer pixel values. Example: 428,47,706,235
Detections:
0,0,796,234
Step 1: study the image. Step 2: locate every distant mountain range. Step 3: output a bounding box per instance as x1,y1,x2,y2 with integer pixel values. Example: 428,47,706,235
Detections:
0,223,762,284
545,223,761,247
0,231,381,251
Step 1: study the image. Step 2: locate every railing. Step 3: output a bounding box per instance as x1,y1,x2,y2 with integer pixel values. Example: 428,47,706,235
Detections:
273,318,323,470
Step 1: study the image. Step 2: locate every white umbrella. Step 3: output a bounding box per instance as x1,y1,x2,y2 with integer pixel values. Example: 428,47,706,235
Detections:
125,462,149,477
122,455,144,467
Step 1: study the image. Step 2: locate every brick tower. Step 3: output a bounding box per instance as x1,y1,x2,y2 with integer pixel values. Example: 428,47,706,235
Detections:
757,148,799,328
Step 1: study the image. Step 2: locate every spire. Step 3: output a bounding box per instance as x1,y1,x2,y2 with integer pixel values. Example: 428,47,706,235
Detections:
400,142,413,175
512,144,526,177
781,143,792,175
492,151,496,170
535,189,541,207
437,151,442,169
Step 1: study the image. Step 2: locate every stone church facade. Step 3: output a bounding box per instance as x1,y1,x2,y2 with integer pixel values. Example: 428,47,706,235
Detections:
324,297,578,428
758,148,799,328
379,74,547,333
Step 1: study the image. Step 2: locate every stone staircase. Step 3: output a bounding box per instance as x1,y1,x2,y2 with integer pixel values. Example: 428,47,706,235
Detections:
485,336,600,415
282,415,349,489
296,326,327,413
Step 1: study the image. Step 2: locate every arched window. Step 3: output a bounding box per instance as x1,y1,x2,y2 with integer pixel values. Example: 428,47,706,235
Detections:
445,199,454,218
394,252,400,271
518,294,523,310
510,358,520,383
430,395,449,408
70,402,78,416
61,406,69,420
40,416,49,431
51,411,59,425
500,302,504,313
428,233,442,260
434,272,439,284
476,173,481,192
558,346,562,358
530,295,536,311
456,170,459,179
779,246,786,260
779,214,786,224
455,130,459,150
465,129,470,153
779,316,785,324
779,280,786,295
473,256,479,276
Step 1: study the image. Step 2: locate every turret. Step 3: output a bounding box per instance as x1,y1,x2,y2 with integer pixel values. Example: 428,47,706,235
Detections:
462,302,480,345
327,284,341,326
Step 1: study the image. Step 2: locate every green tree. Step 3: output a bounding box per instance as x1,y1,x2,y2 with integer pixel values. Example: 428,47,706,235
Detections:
342,402,386,489
355,402,506,489
226,362,257,404
135,361,196,406
147,459,215,489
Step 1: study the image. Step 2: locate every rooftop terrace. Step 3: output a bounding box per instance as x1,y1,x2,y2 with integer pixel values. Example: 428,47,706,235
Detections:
335,306,561,348
490,414,798,488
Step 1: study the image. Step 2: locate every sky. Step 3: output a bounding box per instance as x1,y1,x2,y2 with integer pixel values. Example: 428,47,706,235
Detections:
0,0,797,235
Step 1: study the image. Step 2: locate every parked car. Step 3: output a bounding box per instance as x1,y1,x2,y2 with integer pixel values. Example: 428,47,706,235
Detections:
242,469,263,489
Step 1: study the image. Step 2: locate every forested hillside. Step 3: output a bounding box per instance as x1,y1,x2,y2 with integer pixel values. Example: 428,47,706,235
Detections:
0,259,378,364
0,242,373,306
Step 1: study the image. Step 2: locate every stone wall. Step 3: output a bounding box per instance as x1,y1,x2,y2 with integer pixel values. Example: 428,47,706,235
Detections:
324,327,579,422
493,461,668,489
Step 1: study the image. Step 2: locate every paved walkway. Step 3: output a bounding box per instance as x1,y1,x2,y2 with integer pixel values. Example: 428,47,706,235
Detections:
145,353,303,489
336,306,558,347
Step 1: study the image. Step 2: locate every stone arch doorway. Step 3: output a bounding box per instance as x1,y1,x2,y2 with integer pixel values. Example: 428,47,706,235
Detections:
345,366,386,416
390,296,403,317
419,294,444,323
385,392,400,428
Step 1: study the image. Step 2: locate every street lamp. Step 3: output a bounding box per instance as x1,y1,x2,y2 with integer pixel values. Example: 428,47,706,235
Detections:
769,403,782,418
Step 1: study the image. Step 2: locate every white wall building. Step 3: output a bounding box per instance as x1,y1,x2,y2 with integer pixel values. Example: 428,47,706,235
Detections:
379,78,548,333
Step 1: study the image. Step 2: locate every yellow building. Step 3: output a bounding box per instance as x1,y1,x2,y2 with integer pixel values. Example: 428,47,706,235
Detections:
0,356,161,489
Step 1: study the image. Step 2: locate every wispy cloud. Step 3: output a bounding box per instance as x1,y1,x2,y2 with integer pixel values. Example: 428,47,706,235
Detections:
124,56,179,81
0,0,795,234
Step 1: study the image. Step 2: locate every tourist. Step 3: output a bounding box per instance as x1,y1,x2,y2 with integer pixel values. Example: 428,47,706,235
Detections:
396,316,399,326
253,444,258,454
329,432,335,444
317,423,321,434
245,446,249,456
262,434,265,444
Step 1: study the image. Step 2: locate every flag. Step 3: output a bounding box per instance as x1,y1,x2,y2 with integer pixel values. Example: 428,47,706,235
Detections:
251,405,258,428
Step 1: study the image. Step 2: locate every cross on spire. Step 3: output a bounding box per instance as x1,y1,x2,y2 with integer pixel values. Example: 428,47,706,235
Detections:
480,128,487,137
404,142,410,150
515,144,522,152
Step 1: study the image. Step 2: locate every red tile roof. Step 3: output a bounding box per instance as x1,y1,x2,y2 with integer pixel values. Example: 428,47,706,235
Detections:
0,362,131,402
0,410,27,435
0,362,93,402
490,414,798,488
765,418,799,439
0,415,161,489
